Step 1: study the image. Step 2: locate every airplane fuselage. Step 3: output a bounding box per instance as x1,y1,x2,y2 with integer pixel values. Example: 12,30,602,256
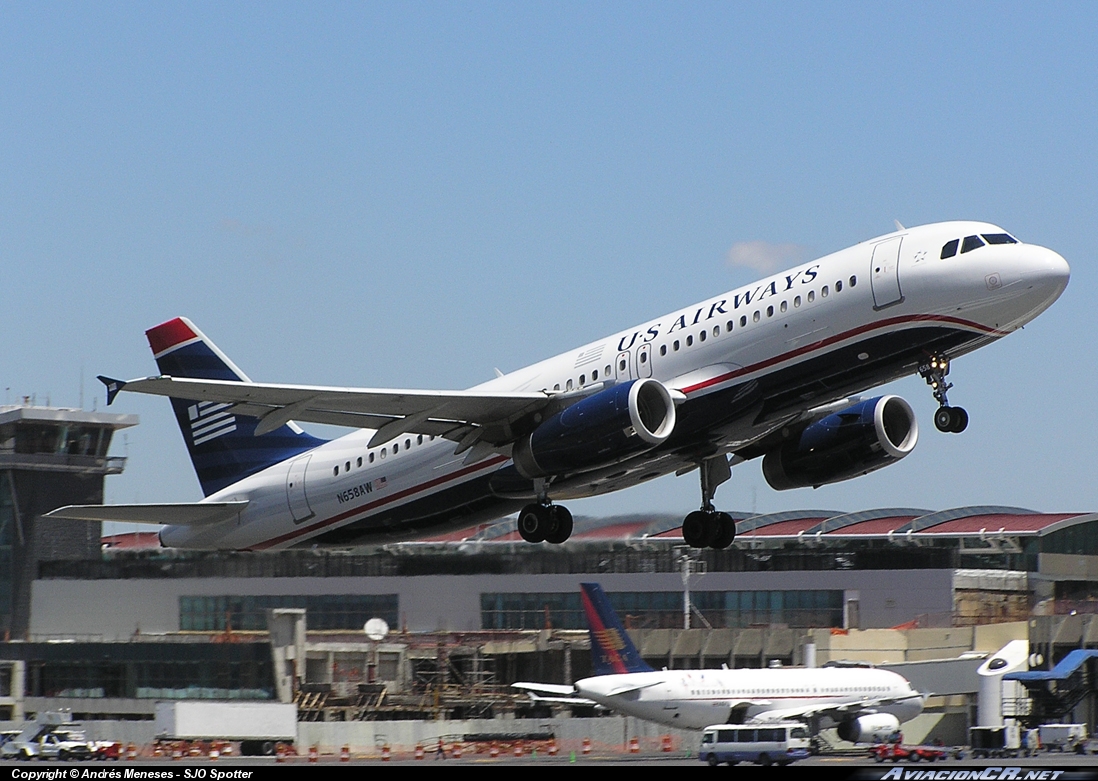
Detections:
159,221,1069,549
574,666,923,731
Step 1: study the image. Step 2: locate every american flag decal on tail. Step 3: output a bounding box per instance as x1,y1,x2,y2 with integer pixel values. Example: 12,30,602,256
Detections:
189,401,236,445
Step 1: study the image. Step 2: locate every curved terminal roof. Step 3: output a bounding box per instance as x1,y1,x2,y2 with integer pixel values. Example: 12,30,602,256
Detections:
423,506,1098,544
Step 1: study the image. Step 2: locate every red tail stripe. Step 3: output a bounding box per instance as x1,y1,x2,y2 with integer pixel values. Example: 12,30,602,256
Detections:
582,589,629,674
146,318,198,356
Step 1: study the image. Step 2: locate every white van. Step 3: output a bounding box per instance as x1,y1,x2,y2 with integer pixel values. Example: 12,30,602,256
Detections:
699,721,811,766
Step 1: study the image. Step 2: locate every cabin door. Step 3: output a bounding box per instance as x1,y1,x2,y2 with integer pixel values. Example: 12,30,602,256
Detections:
870,237,904,310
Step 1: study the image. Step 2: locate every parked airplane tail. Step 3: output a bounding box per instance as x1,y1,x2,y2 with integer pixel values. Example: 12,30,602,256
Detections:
133,317,327,497
581,582,654,675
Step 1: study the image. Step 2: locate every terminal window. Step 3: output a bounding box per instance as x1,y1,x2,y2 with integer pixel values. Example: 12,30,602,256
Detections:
480,589,844,630
179,594,399,632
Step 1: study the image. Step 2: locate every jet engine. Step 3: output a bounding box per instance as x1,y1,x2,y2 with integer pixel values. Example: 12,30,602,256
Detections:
512,378,676,478
836,713,902,744
762,395,918,490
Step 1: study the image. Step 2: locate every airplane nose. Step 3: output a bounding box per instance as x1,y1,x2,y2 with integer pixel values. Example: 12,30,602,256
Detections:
1041,248,1071,295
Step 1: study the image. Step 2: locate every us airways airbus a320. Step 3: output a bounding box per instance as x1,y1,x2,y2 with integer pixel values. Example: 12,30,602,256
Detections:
50,221,1069,550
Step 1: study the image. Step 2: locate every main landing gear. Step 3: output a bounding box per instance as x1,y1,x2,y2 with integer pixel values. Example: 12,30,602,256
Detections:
681,456,736,550
517,502,573,544
516,479,573,544
919,354,968,434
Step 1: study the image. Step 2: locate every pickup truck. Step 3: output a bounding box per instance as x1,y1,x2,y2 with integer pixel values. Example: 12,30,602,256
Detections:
1,730,93,761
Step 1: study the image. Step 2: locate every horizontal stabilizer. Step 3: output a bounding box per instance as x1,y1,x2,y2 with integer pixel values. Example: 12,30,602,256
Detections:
512,682,577,697
45,501,249,527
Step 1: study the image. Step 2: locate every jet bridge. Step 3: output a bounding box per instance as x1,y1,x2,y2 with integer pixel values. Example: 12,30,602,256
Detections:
1004,649,1098,728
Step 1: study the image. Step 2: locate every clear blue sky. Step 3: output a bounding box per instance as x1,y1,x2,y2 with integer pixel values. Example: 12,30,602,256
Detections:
2,2,1094,521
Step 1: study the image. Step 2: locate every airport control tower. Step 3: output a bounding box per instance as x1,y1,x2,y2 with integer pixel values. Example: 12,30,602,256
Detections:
0,405,137,639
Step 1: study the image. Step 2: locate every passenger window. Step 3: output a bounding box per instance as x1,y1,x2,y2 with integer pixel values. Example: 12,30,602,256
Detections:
418,435,423,445
393,443,398,453
567,379,574,390
808,290,815,303
659,345,667,356
739,315,747,327
849,275,857,287
699,330,706,342
821,285,829,297
835,280,842,292
780,301,787,313
369,452,375,463
941,239,960,259
605,365,612,376
766,305,773,317
726,320,734,332
380,449,386,459
592,369,599,380
639,353,647,363
404,438,411,449
357,457,362,467
580,374,586,384
794,296,801,307
713,326,720,337
553,383,560,391
961,235,985,253
686,335,694,346
753,311,760,323
982,233,1018,245
673,340,680,351
333,466,339,476
345,461,351,472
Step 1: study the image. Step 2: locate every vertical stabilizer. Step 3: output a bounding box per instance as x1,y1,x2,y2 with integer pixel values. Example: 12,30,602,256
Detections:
580,582,654,675
145,317,327,496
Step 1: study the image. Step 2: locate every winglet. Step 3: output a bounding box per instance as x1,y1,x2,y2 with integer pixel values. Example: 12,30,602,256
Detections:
98,376,127,406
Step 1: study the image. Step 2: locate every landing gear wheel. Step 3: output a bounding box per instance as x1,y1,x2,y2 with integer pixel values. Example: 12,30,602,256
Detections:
517,504,548,543
710,512,736,549
682,510,715,548
544,505,573,544
934,406,969,433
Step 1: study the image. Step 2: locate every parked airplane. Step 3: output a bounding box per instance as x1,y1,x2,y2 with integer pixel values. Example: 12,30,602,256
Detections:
515,583,924,739
49,221,1068,549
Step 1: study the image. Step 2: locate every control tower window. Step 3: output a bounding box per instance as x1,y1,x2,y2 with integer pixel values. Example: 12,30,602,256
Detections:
941,239,959,259
982,233,1018,245
961,235,985,254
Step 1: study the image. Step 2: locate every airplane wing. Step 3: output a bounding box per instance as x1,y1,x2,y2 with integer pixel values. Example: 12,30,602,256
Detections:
749,692,923,723
100,375,551,449
45,502,248,527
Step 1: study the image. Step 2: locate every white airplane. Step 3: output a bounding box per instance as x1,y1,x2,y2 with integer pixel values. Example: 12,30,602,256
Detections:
515,584,924,739
49,221,1069,550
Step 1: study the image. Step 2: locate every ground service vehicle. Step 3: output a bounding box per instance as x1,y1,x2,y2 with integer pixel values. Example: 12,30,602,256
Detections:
700,722,810,766
154,701,297,756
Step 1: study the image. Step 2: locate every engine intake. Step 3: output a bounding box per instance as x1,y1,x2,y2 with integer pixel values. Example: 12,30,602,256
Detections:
762,395,918,490
513,378,676,479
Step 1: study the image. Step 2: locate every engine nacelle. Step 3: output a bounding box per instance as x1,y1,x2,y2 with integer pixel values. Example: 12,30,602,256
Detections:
836,713,901,744
762,395,918,491
512,378,676,478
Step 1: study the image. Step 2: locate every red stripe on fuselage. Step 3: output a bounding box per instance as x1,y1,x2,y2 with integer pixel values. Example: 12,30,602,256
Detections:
146,318,198,357
680,313,1002,395
250,454,510,550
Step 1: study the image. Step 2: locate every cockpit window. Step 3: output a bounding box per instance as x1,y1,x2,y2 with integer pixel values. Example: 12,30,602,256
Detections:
982,233,1018,245
940,239,959,259
960,235,985,254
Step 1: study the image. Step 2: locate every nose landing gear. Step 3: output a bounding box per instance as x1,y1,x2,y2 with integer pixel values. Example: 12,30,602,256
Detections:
919,355,968,433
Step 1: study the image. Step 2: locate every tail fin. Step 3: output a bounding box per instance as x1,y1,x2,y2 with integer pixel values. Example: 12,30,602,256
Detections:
146,317,327,497
581,583,654,675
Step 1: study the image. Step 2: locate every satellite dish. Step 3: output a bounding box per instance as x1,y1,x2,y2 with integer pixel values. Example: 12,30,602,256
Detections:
364,618,389,641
